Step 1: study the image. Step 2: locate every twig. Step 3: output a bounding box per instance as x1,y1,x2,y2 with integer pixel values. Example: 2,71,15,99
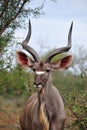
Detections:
61,94,84,129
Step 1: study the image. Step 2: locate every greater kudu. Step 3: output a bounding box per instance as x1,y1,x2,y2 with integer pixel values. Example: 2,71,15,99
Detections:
16,20,73,130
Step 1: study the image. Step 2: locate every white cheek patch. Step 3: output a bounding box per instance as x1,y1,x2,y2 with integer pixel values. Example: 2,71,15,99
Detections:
36,71,45,75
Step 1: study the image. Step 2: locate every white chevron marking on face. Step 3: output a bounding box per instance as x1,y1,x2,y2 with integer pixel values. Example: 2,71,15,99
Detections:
36,71,45,75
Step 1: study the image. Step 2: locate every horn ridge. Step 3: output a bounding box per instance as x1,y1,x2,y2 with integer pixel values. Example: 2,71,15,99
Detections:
22,19,40,62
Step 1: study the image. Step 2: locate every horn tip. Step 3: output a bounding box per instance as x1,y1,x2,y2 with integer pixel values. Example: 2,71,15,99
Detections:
29,19,31,28
71,21,73,29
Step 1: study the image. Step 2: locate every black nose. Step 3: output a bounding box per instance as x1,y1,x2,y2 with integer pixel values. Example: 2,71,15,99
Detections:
34,82,41,87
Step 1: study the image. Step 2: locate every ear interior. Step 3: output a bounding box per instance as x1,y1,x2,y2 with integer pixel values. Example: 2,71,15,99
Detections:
60,55,72,69
51,55,73,69
16,51,34,67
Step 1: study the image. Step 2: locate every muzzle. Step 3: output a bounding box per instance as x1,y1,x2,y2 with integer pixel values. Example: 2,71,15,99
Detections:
34,82,43,91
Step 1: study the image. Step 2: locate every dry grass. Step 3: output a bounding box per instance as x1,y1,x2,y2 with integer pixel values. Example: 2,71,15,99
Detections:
0,96,24,130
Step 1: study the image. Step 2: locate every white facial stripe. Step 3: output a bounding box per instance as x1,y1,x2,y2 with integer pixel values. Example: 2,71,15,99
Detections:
36,71,45,75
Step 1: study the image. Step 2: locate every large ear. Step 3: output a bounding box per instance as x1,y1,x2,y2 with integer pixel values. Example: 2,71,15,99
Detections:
16,51,34,67
51,55,73,69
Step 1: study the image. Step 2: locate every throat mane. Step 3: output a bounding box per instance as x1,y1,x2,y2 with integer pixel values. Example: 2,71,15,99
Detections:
39,88,49,130
39,103,49,130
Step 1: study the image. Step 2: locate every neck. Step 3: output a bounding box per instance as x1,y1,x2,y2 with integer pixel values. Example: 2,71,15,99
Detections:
38,79,51,102
38,80,51,130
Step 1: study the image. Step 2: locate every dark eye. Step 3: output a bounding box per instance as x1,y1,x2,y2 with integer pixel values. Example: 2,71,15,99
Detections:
46,68,50,72
32,67,36,72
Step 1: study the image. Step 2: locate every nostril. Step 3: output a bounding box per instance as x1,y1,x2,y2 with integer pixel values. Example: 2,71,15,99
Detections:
33,82,36,85
37,82,41,86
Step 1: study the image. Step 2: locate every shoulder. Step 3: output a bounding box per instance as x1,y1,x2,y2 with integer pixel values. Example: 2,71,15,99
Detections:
52,86,61,96
26,92,38,105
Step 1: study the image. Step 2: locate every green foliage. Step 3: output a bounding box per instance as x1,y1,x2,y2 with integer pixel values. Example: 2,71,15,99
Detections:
0,33,13,71
0,0,44,36
0,33,12,51
64,91,87,130
0,66,34,98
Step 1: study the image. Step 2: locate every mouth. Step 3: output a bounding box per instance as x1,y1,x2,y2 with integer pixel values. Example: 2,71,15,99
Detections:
34,83,43,91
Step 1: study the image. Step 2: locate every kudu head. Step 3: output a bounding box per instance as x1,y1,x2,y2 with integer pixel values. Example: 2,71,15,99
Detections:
16,20,73,92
